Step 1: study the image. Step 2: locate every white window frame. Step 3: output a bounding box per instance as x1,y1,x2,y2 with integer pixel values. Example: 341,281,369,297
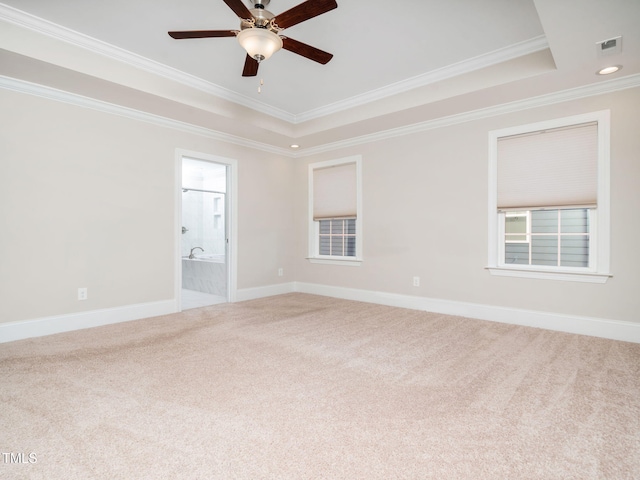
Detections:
308,155,363,266
487,111,611,283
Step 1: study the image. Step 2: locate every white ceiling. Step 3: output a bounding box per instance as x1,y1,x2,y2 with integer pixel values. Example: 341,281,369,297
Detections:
0,0,638,153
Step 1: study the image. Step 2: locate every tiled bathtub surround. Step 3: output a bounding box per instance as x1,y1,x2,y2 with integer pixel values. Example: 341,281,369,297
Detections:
181,189,226,258
182,256,226,297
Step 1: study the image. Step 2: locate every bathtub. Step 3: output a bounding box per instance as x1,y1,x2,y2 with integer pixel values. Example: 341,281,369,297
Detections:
182,254,227,296
184,253,225,263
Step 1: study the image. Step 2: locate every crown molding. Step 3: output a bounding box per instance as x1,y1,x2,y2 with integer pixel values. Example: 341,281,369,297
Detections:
293,36,550,123
1,3,552,125
0,75,294,157
0,3,296,123
3,72,637,160
294,74,640,157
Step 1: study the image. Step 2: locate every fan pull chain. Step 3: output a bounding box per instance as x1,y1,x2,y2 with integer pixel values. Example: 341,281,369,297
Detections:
258,78,264,94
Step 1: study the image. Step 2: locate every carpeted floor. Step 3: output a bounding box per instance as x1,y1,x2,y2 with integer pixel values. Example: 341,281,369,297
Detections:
1,293,639,479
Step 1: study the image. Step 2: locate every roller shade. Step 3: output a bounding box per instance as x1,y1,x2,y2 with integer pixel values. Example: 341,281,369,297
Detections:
313,163,357,220
497,122,598,210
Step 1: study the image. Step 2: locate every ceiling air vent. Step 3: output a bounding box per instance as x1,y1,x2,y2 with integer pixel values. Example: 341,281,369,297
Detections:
596,36,622,57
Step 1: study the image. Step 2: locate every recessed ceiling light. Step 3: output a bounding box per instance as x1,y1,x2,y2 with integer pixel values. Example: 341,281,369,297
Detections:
597,65,622,75
290,144,300,149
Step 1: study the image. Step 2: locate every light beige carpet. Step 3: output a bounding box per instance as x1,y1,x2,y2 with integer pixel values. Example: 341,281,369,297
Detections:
1,293,639,479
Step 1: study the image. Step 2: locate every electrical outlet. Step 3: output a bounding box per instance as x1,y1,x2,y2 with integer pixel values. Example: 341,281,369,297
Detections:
278,268,284,277
78,287,88,300
412,276,420,287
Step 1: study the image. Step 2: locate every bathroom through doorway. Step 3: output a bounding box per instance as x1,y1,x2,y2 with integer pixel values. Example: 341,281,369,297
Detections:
179,155,232,310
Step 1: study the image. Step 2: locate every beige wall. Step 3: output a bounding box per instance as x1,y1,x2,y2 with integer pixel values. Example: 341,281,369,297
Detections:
294,87,640,323
0,89,295,324
1,85,638,328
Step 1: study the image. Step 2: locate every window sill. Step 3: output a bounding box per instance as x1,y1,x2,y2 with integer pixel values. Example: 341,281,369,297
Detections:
307,257,362,267
486,266,611,283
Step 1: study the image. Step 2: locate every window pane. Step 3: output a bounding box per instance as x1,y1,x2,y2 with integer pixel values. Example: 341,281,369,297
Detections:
319,220,331,234
531,210,558,233
505,214,527,242
560,236,589,267
561,209,589,233
531,236,558,266
331,237,344,256
505,243,529,264
331,219,343,234
319,236,331,255
346,219,356,234
505,215,527,234
345,237,356,257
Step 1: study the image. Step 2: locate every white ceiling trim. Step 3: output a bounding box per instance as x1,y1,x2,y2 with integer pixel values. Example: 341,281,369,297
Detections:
295,35,550,123
3,68,637,161
0,74,295,157
293,74,640,157
0,3,549,125
0,3,296,123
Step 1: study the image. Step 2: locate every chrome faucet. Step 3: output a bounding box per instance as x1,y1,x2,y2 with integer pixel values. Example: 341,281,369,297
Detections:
188,247,204,259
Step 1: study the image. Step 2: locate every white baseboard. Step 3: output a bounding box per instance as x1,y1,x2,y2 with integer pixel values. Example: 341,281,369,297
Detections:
0,283,296,343
0,299,177,344
235,282,295,302
4,283,638,344
293,282,640,344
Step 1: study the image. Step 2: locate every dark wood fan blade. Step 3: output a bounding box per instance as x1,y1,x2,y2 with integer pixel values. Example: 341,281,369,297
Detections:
242,54,259,76
282,37,333,64
273,0,337,29
169,30,237,39
223,0,254,20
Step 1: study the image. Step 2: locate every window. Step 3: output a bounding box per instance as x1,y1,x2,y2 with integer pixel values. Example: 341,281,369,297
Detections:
504,209,590,267
308,156,362,266
488,111,610,283
319,219,356,256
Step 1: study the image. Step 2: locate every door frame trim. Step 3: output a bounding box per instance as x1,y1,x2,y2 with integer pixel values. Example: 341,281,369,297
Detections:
174,149,238,310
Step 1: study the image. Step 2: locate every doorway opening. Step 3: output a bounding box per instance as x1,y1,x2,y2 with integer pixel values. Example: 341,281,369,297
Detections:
178,154,235,310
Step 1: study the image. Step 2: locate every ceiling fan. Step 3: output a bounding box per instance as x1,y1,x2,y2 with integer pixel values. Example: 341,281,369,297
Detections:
168,0,337,77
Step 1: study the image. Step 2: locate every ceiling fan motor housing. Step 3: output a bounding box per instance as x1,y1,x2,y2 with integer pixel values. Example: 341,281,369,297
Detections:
240,8,276,32
241,0,278,30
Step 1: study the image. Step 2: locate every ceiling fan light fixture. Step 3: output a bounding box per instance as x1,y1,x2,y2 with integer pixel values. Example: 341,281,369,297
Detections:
237,28,283,62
